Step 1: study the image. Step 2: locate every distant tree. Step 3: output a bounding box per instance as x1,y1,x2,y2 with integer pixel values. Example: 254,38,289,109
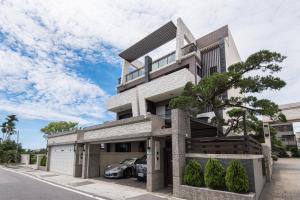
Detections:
0,140,23,163
1,115,18,140
170,50,286,136
40,121,78,135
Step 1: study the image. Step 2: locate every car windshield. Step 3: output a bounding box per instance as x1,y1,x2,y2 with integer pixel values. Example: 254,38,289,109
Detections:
120,158,135,165
136,156,146,164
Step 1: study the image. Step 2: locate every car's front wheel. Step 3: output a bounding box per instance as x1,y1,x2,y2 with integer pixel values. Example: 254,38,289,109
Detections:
123,169,132,178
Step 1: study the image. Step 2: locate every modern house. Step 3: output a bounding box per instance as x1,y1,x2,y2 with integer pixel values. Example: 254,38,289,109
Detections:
270,123,297,148
46,18,243,194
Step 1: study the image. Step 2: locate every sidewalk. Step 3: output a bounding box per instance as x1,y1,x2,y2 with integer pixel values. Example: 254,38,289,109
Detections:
1,164,182,200
259,158,300,200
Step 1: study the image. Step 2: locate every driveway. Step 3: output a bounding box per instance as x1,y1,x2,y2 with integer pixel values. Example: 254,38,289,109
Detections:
0,167,97,200
260,158,300,200
0,165,176,200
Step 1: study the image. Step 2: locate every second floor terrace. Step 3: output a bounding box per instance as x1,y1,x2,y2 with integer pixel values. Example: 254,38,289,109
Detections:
117,18,200,93
120,42,199,84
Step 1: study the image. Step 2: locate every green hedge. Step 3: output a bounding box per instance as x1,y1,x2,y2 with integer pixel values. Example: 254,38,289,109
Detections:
40,155,47,166
225,160,249,193
184,159,204,187
30,154,36,164
204,158,225,189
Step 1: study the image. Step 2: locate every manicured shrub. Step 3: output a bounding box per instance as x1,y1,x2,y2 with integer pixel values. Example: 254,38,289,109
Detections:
290,147,300,157
40,155,47,166
184,159,204,187
30,154,36,164
204,158,225,189
225,160,249,193
272,154,278,161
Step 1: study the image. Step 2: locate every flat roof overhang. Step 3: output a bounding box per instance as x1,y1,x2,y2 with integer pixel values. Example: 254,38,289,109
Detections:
119,21,177,62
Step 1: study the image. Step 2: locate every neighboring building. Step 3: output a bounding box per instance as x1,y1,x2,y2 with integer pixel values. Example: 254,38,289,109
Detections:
46,18,241,193
270,123,297,148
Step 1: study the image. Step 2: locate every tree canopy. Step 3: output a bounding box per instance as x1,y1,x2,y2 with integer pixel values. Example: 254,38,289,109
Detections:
1,114,18,141
40,121,78,135
170,50,286,136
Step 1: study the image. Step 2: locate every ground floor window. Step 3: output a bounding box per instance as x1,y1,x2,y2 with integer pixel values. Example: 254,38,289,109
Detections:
115,143,131,152
138,141,146,152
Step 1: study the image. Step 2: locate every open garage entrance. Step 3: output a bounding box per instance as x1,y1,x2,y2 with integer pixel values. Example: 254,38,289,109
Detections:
79,136,174,192
84,140,147,189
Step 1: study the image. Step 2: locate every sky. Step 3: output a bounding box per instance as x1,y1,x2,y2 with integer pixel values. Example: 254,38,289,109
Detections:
0,0,300,149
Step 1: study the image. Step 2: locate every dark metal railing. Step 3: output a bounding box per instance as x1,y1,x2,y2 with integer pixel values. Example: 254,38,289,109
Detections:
186,135,262,155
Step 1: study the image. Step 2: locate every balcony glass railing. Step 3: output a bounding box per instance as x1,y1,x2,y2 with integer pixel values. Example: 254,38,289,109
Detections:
126,67,145,82
120,44,198,83
151,51,175,71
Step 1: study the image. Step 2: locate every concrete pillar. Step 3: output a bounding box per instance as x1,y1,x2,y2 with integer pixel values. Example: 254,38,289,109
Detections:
46,146,51,171
120,60,130,85
35,154,44,170
74,143,82,177
144,56,152,82
87,144,100,178
262,123,273,181
263,123,272,149
132,90,140,117
82,143,89,179
139,98,147,116
172,109,190,197
146,137,165,192
175,18,196,62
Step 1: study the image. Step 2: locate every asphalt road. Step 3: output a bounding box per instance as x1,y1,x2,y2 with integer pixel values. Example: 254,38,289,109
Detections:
0,167,97,200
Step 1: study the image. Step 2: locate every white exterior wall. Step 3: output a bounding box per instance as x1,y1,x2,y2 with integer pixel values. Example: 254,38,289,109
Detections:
107,87,139,116
48,133,77,145
107,68,195,117
21,154,30,165
223,30,243,122
225,30,242,99
263,102,300,123
253,158,266,199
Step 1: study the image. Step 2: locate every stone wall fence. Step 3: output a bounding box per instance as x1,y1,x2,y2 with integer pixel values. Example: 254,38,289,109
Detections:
20,154,30,165
178,153,266,200
35,154,47,171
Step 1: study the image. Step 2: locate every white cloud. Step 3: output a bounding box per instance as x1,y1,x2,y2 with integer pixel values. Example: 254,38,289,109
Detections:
0,0,300,125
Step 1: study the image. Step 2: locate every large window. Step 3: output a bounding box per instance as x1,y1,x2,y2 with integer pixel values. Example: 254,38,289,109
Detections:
275,125,293,132
197,65,203,77
210,66,218,75
115,143,131,152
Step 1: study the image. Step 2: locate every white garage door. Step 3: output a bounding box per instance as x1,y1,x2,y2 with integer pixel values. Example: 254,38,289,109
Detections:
50,144,75,175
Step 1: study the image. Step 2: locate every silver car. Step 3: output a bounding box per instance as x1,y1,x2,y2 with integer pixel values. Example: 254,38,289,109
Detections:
104,158,138,178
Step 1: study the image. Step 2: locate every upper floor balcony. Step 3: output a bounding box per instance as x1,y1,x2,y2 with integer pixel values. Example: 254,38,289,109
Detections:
119,43,199,84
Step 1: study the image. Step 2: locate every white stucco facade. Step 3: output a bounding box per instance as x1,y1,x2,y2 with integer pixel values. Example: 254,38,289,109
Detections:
107,68,195,116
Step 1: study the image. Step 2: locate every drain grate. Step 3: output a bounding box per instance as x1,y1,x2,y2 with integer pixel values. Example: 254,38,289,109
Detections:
68,181,94,187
